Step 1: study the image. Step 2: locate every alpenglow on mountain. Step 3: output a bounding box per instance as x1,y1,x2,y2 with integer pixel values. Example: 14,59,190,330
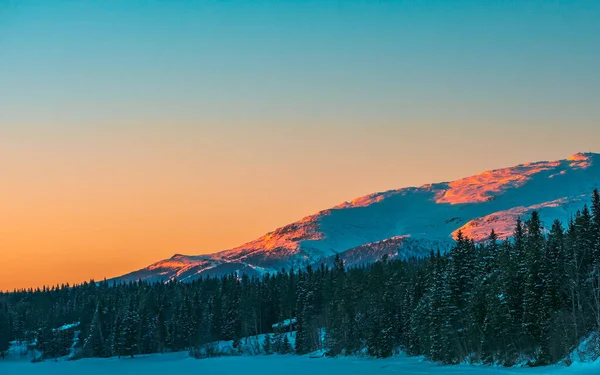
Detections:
115,153,600,283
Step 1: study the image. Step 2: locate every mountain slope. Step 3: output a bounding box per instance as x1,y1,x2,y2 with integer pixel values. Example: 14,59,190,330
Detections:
115,152,600,283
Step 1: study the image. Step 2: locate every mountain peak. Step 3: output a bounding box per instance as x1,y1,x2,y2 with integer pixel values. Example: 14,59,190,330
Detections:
114,153,600,284
434,153,594,205
568,152,595,160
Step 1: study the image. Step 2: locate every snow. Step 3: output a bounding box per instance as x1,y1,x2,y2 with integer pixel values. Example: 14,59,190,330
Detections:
272,318,297,329
55,322,80,332
569,333,600,364
115,152,600,284
3,334,599,375
5,341,41,363
1,350,599,375
193,332,297,357
452,196,586,240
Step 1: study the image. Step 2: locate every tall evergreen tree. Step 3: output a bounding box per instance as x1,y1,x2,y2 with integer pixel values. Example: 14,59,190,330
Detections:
0,306,11,359
119,310,140,358
444,231,476,362
3,191,600,365
427,251,449,362
590,189,600,330
522,211,545,349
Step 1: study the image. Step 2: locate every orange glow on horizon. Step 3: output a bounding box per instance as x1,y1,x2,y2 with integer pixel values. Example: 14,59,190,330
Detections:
1,127,598,291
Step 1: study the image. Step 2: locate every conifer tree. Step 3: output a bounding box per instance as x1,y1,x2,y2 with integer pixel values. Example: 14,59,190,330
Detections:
522,211,545,348
485,240,516,364
294,273,309,354
84,300,109,358
445,231,476,362
262,333,272,355
119,310,140,358
0,306,11,359
3,191,600,365
592,189,600,256
36,324,52,359
325,255,346,356
506,218,527,350
428,250,448,362
280,334,292,354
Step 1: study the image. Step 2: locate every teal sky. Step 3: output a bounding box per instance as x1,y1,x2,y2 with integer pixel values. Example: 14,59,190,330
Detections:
1,0,600,288
2,0,599,131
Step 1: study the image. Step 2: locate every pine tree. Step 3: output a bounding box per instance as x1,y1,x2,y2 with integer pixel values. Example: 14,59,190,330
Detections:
506,218,527,350
565,216,582,342
280,334,292,354
428,251,449,362
325,255,346,356
295,267,321,354
592,189,600,258
262,333,272,355
138,313,157,354
486,240,517,364
119,310,140,358
83,300,109,358
36,324,53,360
4,191,600,365
221,276,241,343
590,189,600,330
444,231,476,363
522,211,545,349
544,220,566,311
474,232,496,363
0,306,11,359
537,220,569,362
110,314,123,357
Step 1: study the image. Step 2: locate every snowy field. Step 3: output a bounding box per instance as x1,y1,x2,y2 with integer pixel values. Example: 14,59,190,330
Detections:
1,351,599,375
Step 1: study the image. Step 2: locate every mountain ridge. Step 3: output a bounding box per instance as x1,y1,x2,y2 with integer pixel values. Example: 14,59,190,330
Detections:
114,152,600,283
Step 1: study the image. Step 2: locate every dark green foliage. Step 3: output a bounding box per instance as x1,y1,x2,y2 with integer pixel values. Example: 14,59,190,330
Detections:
0,305,12,359
2,190,600,365
280,334,292,354
119,310,140,358
522,211,545,345
325,255,346,356
262,333,272,354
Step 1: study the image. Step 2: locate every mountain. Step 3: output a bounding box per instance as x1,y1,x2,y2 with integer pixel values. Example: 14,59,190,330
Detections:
115,152,600,283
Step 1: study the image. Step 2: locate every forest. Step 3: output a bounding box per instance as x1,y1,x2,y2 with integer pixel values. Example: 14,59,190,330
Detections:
1,189,599,366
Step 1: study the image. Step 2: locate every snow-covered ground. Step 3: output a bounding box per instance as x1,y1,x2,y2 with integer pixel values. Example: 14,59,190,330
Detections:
3,331,599,374
2,350,599,375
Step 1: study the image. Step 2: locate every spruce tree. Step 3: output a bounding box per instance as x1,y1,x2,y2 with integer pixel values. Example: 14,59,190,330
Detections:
3,191,600,365
428,251,448,362
507,218,527,350
294,272,309,354
36,324,52,360
592,189,600,256
84,300,109,358
522,211,545,349
262,333,272,355
486,240,517,364
119,310,140,358
280,334,292,354
444,231,476,363
0,306,11,359
325,255,345,356
590,190,600,331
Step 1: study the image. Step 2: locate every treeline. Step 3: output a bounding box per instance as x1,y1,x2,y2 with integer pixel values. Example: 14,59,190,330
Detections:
1,190,600,365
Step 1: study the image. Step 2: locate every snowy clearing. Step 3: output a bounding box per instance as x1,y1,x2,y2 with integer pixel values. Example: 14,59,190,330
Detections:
1,352,599,375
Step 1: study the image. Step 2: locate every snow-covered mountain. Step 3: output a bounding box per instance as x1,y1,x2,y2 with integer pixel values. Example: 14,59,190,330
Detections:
115,153,600,283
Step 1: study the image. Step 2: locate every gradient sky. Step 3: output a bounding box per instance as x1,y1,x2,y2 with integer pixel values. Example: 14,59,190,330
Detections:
1,0,599,290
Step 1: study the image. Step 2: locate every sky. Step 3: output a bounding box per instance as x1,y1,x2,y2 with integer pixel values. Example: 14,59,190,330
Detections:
1,0,599,290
